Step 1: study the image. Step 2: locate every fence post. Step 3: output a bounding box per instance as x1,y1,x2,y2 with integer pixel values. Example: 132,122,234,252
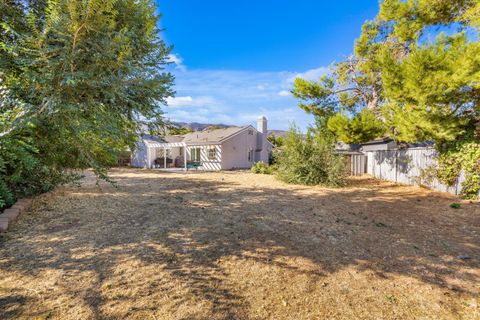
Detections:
395,150,398,183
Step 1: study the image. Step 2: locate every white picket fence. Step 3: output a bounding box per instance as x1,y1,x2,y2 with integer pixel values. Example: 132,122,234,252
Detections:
365,147,466,195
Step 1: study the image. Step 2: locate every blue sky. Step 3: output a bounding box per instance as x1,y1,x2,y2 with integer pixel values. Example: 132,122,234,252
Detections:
156,0,380,130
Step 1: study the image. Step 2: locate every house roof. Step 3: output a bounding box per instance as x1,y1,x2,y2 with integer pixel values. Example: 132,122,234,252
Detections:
360,138,435,150
141,134,163,146
399,141,435,148
142,125,263,147
335,150,365,155
360,137,394,146
182,126,249,144
162,135,185,143
335,141,362,152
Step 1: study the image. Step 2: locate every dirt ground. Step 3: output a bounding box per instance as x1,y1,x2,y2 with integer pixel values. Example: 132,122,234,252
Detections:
0,168,479,320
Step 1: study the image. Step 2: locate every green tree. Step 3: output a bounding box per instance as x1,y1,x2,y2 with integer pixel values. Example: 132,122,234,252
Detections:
327,109,385,144
1,0,173,172
0,0,173,206
369,0,480,197
168,126,193,135
293,0,479,142
267,133,284,147
274,125,347,186
292,0,480,198
356,0,479,143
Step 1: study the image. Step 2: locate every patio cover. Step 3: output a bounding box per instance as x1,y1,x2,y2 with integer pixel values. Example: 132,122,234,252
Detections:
143,140,187,170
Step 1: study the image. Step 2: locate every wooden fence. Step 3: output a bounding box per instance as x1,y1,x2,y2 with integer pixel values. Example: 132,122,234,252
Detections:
346,153,367,176
364,147,466,195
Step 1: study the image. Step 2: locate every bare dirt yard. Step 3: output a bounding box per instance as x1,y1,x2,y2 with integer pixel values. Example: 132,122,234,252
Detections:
0,168,479,319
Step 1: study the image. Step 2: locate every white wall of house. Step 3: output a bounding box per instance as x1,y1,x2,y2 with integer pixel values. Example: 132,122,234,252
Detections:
221,128,258,169
131,117,273,171
131,141,149,168
186,145,222,170
147,146,156,168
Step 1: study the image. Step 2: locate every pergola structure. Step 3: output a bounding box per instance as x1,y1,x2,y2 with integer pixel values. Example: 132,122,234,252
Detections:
145,141,187,171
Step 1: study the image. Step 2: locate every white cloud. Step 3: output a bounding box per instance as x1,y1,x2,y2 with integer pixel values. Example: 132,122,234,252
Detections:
166,96,192,107
288,66,330,83
166,109,234,124
237,107,312,131
167,53,187,71
166,95,217,108
278,90,291,97
162,63,329,130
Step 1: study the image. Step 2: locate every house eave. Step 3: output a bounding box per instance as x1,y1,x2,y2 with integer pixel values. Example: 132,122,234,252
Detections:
145,141,186,148
184,142,222,146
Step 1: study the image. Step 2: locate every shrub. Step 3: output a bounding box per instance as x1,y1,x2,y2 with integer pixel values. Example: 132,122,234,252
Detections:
450,203,461,209
267,133,284,147
0,129,73,210
0,179,14,209
274,125,347,186
436,141,480,199
251,161,273,174
0,104,77,209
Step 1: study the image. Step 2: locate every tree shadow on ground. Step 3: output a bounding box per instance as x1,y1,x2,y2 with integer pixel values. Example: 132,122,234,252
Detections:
0,169,479,319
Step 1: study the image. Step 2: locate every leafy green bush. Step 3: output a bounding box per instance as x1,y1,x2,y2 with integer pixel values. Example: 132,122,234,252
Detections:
0,100,76,209
274,125,347,186
450,203,461,209
0,179,14,209
251,161,273,174
0,126,74,209
267,133,284,147
437,141,480,199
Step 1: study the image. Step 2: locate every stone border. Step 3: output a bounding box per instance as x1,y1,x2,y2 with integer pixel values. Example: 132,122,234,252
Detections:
0,198,32,232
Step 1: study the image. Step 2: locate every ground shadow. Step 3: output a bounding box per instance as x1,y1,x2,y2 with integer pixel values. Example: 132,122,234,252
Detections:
0,169,479,319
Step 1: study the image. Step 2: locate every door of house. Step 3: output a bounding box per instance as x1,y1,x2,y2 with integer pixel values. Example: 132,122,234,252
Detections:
190,148,201,162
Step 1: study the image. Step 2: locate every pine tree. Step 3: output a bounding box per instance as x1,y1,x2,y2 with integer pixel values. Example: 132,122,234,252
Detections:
291,0,480,197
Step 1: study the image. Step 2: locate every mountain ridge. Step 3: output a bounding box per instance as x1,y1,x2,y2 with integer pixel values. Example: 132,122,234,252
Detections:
172,122,287,136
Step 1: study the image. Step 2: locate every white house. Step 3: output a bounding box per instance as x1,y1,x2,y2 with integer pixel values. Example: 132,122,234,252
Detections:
131,116,273,170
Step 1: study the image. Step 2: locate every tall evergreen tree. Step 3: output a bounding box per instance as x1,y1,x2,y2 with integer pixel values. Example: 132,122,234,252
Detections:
291,0,480,197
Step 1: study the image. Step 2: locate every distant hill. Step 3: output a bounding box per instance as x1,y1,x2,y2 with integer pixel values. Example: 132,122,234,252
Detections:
173,122,231,131
267,129,288,138
173,122,287,136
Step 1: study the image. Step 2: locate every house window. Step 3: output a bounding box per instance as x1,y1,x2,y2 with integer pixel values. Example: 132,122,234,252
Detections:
247,149,254,162
208,147,217,160
248,129,254,135
190,148,201,162
156,148,171,158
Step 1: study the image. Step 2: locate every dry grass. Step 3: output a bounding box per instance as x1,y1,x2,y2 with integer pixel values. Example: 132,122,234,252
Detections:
0,168,479,319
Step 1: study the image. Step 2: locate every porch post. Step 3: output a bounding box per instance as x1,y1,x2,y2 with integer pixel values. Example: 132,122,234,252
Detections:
184,145,187,172
147,146,151,169
164,147,166,169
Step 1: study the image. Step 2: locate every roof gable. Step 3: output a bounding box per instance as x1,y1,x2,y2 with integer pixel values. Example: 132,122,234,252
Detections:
182,126,251,144
142,125,262,146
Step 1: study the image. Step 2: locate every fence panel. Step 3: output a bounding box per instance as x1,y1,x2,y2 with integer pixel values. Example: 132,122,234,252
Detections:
350,154,366,176
366,147,462,195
